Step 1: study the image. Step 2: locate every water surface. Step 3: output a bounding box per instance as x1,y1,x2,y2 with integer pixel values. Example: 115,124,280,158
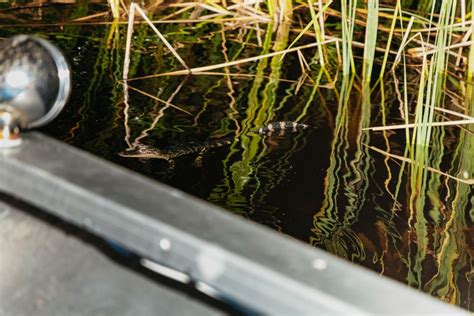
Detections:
1,2,472,310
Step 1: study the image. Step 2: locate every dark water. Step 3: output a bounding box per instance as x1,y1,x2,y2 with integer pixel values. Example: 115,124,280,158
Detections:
1,3,473,311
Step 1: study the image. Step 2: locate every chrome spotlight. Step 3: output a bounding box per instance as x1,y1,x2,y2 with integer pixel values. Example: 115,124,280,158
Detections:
0,35,71,147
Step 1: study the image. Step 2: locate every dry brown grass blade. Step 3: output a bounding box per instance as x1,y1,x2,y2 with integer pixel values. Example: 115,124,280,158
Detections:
366,145,474,185
160,5,195,21
129,38,338,79
198,11,270,22
71,11,108,22
410,40,473,57
434,106,474,120
456,27,472,68
364,119,474,131
199,3,234,16
227,0,269,19
190,71,319,85
408,20,471,34
128,70,325,86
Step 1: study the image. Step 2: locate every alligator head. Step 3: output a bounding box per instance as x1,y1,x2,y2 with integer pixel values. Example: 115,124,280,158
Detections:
118,146,171,160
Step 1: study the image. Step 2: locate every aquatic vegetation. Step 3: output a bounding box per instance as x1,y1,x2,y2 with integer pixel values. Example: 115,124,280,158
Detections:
0,0,473,311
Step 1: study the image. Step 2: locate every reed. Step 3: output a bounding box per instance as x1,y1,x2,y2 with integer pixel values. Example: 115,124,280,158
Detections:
108,0,474,195
107,0,120,19
7,0,472,308
468,1,474,84
361,0,378,85
45,0,470,308
340,0,357,75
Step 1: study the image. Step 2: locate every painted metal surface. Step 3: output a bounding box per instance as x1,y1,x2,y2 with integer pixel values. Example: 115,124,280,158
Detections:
0,199,222,316
0,132,468,314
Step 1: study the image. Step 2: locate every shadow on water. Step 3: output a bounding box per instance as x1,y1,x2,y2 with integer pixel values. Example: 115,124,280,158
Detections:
0,1,472,311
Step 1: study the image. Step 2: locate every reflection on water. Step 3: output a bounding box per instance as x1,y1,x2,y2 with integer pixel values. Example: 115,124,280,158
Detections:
0,3,472,311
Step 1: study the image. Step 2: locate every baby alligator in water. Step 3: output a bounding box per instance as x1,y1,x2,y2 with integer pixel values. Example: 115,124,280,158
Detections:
255,121,309,135
119,121,309,161
119,137,234,161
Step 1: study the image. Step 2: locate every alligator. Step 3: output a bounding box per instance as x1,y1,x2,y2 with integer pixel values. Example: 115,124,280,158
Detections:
119,137,234,161
119,121,310,163
255,121,309,136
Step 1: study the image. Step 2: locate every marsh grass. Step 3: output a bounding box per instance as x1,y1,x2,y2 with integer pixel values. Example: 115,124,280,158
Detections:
111,2,473,306
2,0,471,308
107,0,120,19
102,1,474,228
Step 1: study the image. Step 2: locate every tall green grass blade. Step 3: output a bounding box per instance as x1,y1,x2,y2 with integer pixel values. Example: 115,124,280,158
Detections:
307,0,331,66
340,0,357,75
362,0,378,85
108,0,120,20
